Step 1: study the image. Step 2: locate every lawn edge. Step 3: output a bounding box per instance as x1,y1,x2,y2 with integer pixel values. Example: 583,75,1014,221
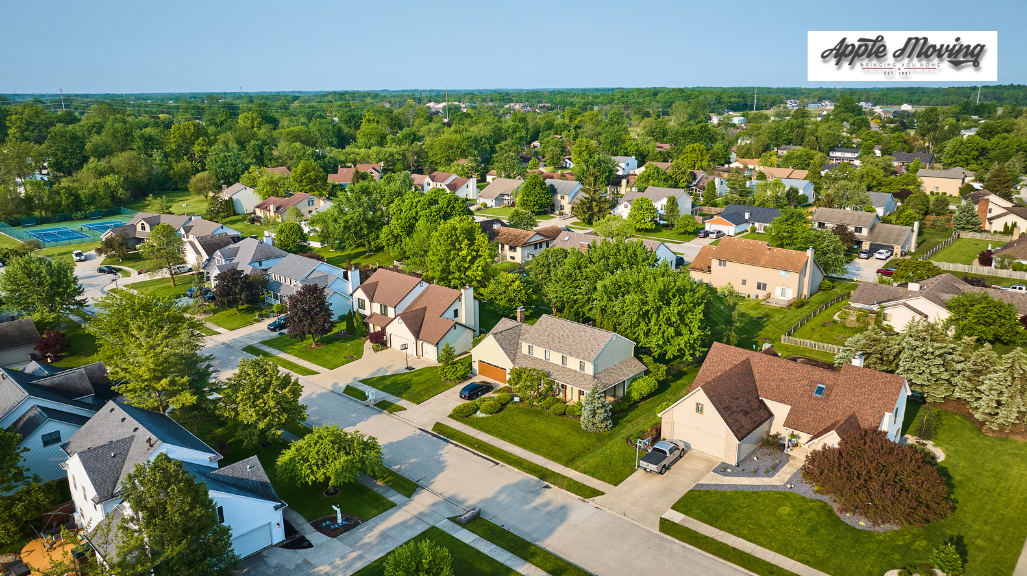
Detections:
659,518,801,576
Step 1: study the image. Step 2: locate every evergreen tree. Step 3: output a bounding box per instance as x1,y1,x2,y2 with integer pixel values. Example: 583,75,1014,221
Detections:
345,310,355,334
985,162,1014,200
897,321,957,403
971,347,1027,430
952,198,982,232
664,195,680,228
579,383,612,433
834,325,900,372
930,543,963,576
953,339,997,405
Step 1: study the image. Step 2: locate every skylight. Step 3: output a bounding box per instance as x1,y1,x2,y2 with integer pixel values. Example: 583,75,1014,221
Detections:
814,384,826,397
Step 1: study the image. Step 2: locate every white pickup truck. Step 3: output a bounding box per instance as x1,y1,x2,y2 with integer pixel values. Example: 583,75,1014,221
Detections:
639,440,686,474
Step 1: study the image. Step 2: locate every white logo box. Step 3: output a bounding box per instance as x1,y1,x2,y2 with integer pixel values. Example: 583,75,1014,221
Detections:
808,31,997,82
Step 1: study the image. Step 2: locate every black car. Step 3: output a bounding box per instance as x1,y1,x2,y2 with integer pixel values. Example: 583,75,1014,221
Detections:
697,230,710,238
459,382,493,400
97,266,118,274
267,316,288,331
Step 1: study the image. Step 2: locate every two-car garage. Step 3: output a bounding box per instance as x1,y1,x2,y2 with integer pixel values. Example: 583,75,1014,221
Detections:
232,523,273,558
477,360,507,383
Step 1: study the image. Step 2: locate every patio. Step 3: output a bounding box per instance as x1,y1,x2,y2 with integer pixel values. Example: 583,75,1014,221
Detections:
19,530,89,575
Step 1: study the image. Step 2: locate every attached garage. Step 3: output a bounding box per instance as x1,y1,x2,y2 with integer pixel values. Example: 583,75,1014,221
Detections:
477,360,507,383
232,523,272,558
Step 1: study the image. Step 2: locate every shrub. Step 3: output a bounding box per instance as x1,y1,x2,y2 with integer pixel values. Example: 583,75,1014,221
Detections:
372,343,388,352
656,401,673,413
451,403,478,418
977,249,993,266
479,400,502,415
930,543,963,575
272,303,287,315
758,432,784,451
384,539,452,576
548,403,566,416
628,375,658,402
368,331,386,345
541,396,561,410
789,296,808,308
440,361,470,382
497,393,512,404
819,279,835,290
566,402,582,418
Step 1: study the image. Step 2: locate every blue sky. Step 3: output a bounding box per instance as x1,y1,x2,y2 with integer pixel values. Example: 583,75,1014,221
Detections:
0,0,1021,93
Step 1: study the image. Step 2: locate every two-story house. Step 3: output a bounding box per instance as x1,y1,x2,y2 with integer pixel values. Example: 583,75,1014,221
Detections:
184,233,239,267
688,236,823,301
263,254,362,317
810,207,917,255
424,171,478,200
867,192,898,217
218,183,261,215
892,152,936,169
758,167,809,180
703,205,781,236
351,269,479,361
206,237,290,287
64,400,286,560
611,186,693,224
918,167,972,196
0,360,116,486
611,156,638,176
478,178,523,208
471,314,646,402
547,179,582,214
487,225,563,263
327,163,383,187
253,192,325,222
102,213,240,250
827,147,861,165
963,190,1027,233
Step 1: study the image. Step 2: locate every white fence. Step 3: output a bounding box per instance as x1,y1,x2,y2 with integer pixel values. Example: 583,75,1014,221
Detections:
932,261,1027,280
779,336,845,355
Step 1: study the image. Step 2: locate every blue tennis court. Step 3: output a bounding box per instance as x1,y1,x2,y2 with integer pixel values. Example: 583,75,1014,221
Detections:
81,220,126,234
24,226,90,243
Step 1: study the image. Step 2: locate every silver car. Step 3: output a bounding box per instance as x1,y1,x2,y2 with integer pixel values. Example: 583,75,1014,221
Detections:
72,250,86,262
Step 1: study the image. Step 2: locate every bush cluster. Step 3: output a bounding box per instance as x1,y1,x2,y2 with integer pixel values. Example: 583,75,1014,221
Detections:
566,402,582,418
548,403,566,416
497,392,512,404
541,397,563,410
451,402,478,418
479,400,502,415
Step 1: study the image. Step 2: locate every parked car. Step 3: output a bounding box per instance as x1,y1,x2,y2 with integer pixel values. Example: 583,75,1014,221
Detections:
874,248,893,260
1004,284,1027,294
674,256,686,268
72,250,86,262
171,264,193,275
97,266,118,275
876,267,896,276
459,381,493,400
697,230,710,238
137,269,148,274
857,248,871,259
186,287,211,298
712,230,726,238
267,316,288,331
639,439,687,475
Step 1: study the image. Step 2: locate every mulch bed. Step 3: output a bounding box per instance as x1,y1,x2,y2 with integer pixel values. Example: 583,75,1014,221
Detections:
310,514,363,538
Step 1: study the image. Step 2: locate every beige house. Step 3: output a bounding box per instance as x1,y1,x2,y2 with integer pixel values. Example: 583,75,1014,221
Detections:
810,207,917,255
352,269,479,361
659,343,909,465
966,191,1027,233
102,213,239,250
919,167,973,196
486,225,563,263
688,237,824,301
253,193,326,222
470,314,646,402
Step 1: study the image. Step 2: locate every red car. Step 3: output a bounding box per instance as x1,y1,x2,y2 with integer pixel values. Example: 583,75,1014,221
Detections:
876,267,896,276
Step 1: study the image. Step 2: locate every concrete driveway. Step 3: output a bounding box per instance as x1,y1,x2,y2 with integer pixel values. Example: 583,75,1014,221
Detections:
842,255,885,283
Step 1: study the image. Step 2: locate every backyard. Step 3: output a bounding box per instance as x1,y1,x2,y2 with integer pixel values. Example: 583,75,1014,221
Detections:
477,207,555,220
480,301,545,332
670,403,1027,576
50,319,101,368
126,190,208,215
360,357,472,404
311,245,400,269
907,227,956,259
930,238,1006,265
789,299,866,346
261,330,364,370
629,224,698,243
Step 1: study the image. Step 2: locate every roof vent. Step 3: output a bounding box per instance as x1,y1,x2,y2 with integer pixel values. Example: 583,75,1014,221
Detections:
146,437,153,448
132,427,138,432
111,452,116,458
109,408,115,413
247,464,254,471
814,384,826,397
121,417,126,422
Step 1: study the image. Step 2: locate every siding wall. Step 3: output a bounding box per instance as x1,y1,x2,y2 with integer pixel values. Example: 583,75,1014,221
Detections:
18,421,84,484
214,491,285,556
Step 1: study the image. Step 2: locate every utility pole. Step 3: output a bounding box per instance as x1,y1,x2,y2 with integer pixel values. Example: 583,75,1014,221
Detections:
753,87,757,112
977,86,981,105
59,89,65,111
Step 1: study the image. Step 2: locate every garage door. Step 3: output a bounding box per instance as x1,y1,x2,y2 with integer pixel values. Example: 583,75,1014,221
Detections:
232,523,272,558
684,429,728,463
477,361,507,383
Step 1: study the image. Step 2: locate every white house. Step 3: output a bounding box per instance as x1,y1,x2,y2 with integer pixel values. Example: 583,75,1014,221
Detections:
218,183,261,215
263,254,362,317
425,171,478,200
184,233,239,267
611,156,638,176
65,401,286,560
703,205,781,236
779,178,815,201
611,186,693,224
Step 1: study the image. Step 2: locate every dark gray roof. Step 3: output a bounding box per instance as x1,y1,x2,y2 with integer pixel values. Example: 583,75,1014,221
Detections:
811,207,879,228
892,152,935,165
829,148,860,154
85,503,125,561
0,318,40,351
0,362,112,420
9,405,91,439
866,223,914,246
486,317,527,362
215,237,289,267
202,456,283,506
867,192,894,208
266,254,320,282
720,204,781,225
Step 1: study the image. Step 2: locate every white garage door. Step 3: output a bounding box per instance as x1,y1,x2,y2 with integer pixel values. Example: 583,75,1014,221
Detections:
684,428,728,463
233,523,272,558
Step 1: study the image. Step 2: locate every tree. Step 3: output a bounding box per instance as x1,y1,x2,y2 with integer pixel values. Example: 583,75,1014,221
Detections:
569,139,614,224
664,195,680,228
95,230,130,262
753,178,788,208
945,292,1023,343
205,196,232,222
627,375,658,402
103,453,238,576
792,228,848,276
517,173,553,214
0,480,60,547
930,543,964,576
971,347,1027,430
0,428,29,495
219,357,307,448
766,208,811,247
0,255,86,329
904,192,931,218
437,343,470,382
384,539,454,576
212,268,259,312
670,144,710,182
480,272,532,319
141,222,186,286
187,171,220,197
276,425,388,489
424,216,496,289
34,329,69,362
284,205,305,223
634,165,676,191
592,214,634,239
834,325,900,372
580,383,612,433
897,320,958,403
145,194,174,214
627,197,658,231
675,215,703,235
275,221,307,253
507,367,556,404
984,162,1014,200
286,284,334,346
826,180,871,210
507,208,537,230
88,290,213,413
800,429,952,527
892,259,942,283
952,199,982,232
289,159,330,196
831,223,858,248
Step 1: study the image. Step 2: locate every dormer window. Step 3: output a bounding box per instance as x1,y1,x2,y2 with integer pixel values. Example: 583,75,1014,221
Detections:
814,384,826,397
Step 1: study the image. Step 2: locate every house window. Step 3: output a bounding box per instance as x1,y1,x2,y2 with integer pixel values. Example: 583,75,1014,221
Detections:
779,270,791,278
527,345,534,355
695,402,704,415
358,298,366,310
741,279,747,286
756,282,767,291
883,312,892,321
579,360,585,371
814,384,826,397
854,227,863,234
933,186,939,192
307,198,314,206
41,431,61,447
544,350,551,361
717,259,727,267
453,309,458,318
561,355,567,366
217,506,225,524
379,304,387,314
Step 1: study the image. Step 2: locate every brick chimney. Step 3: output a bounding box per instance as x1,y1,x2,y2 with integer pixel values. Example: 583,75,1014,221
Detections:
1014,227,1022,241
222,184,227,191
516,306,525,323
977,198,989,231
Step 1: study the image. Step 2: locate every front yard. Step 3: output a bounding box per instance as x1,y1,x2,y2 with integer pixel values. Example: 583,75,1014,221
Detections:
205,305,263,331
361,357,472,404
930,238,1006,265
261,331,364,370
352,526,521,576
670,403,1027,576
50,319,101,368
130,275,195,299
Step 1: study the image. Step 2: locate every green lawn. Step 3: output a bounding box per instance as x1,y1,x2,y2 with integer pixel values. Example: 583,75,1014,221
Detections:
352,526,520,576
102,250,153,271
630,224,697,243
37,241,102,258
130,275,196,299
378,470,419,498
907,227,956,259
51,319,101,368
790,299,866,346
126,189,208,215
737,231,773,243
672,403,1027,576
361,357,471,404
432,423,603,499
459,516,593,576
931,238,1006,264
311,245,400,269
206,305,263,331
659,519,799,576
343,385,368,400
0,232,23,250
262,332,364,370
241,345,319,376
221,214,270,238
194,324,219,336
374,400,407,413
478,207,555,221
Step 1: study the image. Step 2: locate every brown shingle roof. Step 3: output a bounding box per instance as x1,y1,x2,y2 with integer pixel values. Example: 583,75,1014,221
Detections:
698,358,774,440
358,269,424,308
265,166,290,177
328,167,355,184
759,167,809,180
491,226,563,248
994,235,1027,259
253,193,316,214
688,236,812,274
399,284,461,344
811,207,879,229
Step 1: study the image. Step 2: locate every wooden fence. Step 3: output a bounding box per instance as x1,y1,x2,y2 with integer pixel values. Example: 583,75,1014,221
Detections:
932,261,1027,279
958,231,1013,241
919,233,958,260
779,336,845,354
782,291,853,338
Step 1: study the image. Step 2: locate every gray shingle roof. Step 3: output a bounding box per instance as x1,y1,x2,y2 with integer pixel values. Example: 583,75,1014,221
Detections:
811,207,879,228
215,237,289,267
267,254,320,282
867,192,894,208
487,317,527,362
9,405,91,439
521,315,618,362
720,204,781,226
866,223,914,246
892,152,935,165
0,318,40,351
188,457,284,506
621,186,687,206
0,361,113,419
479,178,523,200
918,168,968,179
546,179,581,197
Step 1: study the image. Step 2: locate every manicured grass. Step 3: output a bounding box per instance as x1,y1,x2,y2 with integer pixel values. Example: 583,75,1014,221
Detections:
312,245,400,269
221,214,270,238
51,319,101,368
206,305,263,331
361,357,471,404
790,299,866,345
101,250,153,271
130,275,196,299
379,470,419,498
459,516,593,576
478,207,555,220
241,345,319,376
195,324,219,336
126,189,208,215
907,226,956,259
480,302,545,332
352,526,520,576
629,224,697,243
343,385,368,400
374,400,407,413
0,232,23,250
768,342,837,363
431,423,603,499
672,403,1027,576
931,238,1006,264
262,332,364,370
659,518,799,576
36,241,102,258
737,231,773,243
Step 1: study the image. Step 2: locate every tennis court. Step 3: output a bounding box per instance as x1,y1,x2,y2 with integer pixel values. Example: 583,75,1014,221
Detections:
81,220,126,234
23,226,90,243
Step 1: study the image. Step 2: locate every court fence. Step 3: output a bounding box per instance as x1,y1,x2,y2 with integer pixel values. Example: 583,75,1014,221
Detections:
0,207,138,247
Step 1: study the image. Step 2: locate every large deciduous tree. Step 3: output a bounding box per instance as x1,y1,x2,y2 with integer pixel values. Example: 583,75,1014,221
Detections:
892,260,942,283
212,268,259,312
506,208,537,230
517,173,553,214
380,189,471,260
274,221,307,253
480,272,532,318
424,216,496,289
0,255,86,329
628,197,658,231
507,367,556,404
218,357,307,448
945,292,1023,343
141,222,186,286
289,159,330,196
286,284,334,346
276,425,388,489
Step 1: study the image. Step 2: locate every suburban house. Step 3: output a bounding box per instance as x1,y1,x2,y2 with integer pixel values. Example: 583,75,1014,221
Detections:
919,167,972,196
548,179,583,214
265,166,290,177
487,225,563,263
478,178,523,208
103,213,240,250
688,236,823,301
611,186,693,224
327,163,382,187
0,317,40,366
810,207,917,255
0,360,116,485
206,237,290,287
411,174,428,190
850,274,1027,331
612,156,638,176
424,171,477,199
828,147,874,165
658,343,909,465
993,234,1027,264
867,192,898,217
184,233,240,267
253,193,326,222
892,152,935,168
703,205,781,236
966,191,1027,233
730,158,760,171
218,183,261,215
549,230,679,269
351,269,479,361
263,254,362,317
758,167,809,180
471,314,646,402
778,178,815,200
64,400,286,560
